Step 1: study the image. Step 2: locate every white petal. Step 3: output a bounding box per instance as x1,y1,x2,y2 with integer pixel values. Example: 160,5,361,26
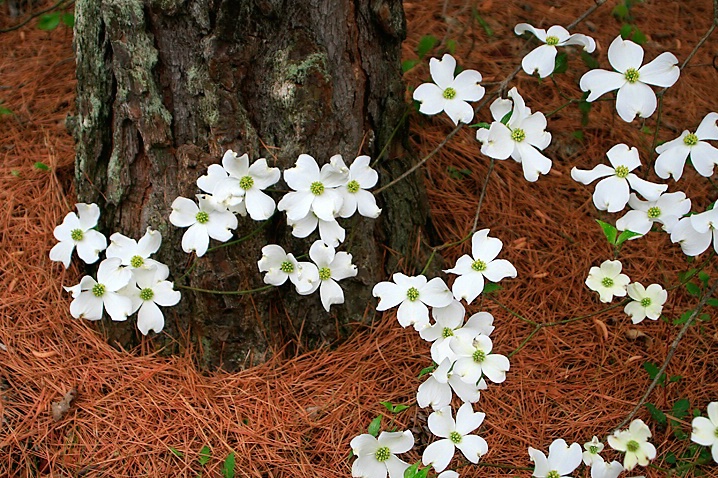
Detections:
482,354,510,383
479,122,513,160
561,33,596,52
430,54,457,90
385,456,409,478
245,189,276,220
182,224,210,257
521,44,558,78
593,176,630,212
514,23,547,42
671,217,711,256
655,139,690,180
49,240,75,268
696,112,718,140
378,430,414,454
103,292,133,322
372,281,405,311
489,97,512,123
97,257,131,291
516,142,552,182
451,273,483,304
471,229,499,261
137,301,165,334
528,447,550,477
413,83,447,116
350,155,378,188
317,218,345,247
443,99,475,125
352,455,386,478
397,299,429,330
249,159,281,189
76,203,101,230
137,227,162,257
75,230,108,265
421,278,453,307
606,143,641,171
550,441,583,475
570,164,615,185
197,164,228,194
356,190,382,218
580,69,626,102
483,259,517,282
170,197,199,228
455,403,485,435
152,281,181,307
616,81,657,122
689,141,718,177
351,434,379,456
451,69,484,102
422,439,454,473
288,213,318,239
616,210,651,236
638,52,679,87
329,252,358,280
70,291,104,320
417,376,452,410
456,435,487,464
319,279,344,311
607,36,644,73
626,174,668,201
285,154,320,191
546,25,571,43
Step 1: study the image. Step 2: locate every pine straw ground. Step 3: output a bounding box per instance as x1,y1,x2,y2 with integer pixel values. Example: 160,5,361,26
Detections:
1,1,717,477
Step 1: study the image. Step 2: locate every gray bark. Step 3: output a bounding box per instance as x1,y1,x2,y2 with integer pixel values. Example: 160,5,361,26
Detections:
72,0,433,370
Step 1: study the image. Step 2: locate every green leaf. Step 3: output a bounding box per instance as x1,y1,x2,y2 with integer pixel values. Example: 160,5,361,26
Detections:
596,219,617,245
61,13,75,28
447,166,472,180
0,105,12,116
482,282,502,294
673,310,692,325
198,445,211,466
612,4,630,20
580,51,600,70
368,415,382,437
572,130,584,141
707,298,718,307
578,98,592,126
646,402,667,425
616,229,642,246
416,35,438,59
672,398,690,419
643,361,665,386
380,401,394,412
552,52,568,75
669,375,682,383
619,23,633,40
418,364,436,378
500,110,512,125
631,26,647,45
665,451,677,464
33,162,50,171
10,170,20,177
698,271,710,287
402,59,419,74
471,122,491,129
678,268,697,283
473,11,493,37
445,39,457,55
222,452,235,478
37,13,61,31
404,461,420,478
392,404,409,413
699,313,711,322
169,447,184,458
685,282,700,297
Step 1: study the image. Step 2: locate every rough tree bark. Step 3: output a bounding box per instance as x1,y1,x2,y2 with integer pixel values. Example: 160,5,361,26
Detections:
72,0,433,370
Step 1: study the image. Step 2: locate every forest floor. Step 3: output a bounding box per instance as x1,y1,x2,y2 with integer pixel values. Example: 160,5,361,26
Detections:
1,0,718,477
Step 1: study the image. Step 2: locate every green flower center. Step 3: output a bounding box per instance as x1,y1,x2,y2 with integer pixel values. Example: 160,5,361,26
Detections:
683,133,699,146
92,283,106,297
640,297,652,307
442,327,454,339
442,87,457,100
406,287,420,302
546,471,561,478
472,349,486,363
139,288,154,301
130,255,144,268
601,277,614,288
647,206,661,219
471,259,487,272
545,36,560,46
589,445,599,454
511,128,526,142
714,427,718,438
195,211,210,224
280,261,294,273
615,165,630,178
239,175,254,190
449,431,463,444
624,67,640,83
318,267,332,281
374,446,391,462
346,180,360,194
626,440,640,452
70,229,84,241
309,181,325,195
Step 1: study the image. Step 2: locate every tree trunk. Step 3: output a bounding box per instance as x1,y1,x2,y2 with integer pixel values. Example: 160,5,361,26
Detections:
72,0,432,370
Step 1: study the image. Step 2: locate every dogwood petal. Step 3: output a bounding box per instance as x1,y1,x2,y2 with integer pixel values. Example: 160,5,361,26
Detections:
455,403,485,435
317,218,345,247
638,52,679,87
104,292,132,321
451,273,483,304
356,190,381,218
397,299,429,330
385,456,409,478
245,189,276,220
49,240,75,268
352,455,386,478
422,439,454,472
489,97,512,123
689,141,718,177
571,164,615,185
626,174,668,201
471,229,500,261
606,143,641,171
182,224,209,256
551,441,583,476
655,139,690,180
421,278,453,307
616,81,657,122
97,258,131,291
479,122,513,160
76,203,101,230
379,430,414,455
319,279,344,311
691,416,717,446
528,447,550,477
696,112,718,140
671,217,711,256
608,36,644,73
452,69,484,101
561,33,596,52
483,259,517,282
372,282,405,311
428,407,455,438
516,142,552,182
593,176,629,212
456,435,487,464
71,292,104,320
432,300,465,329
521,44,558,78
249,158,281,189
580,69,626,102
430,54,456,90
75,230,107,265
170,197,199,228
444,99,475,125
616,210,652,236
482,354,509,383
514,23,547,41
137,301,165,334
449,375,482,403
285,154,320,190
279,191,314,222
413,83,446,116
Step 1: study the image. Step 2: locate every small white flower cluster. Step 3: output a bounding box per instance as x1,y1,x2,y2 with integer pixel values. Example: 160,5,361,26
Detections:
170,150,380,311
50,204,180,335
692,401,718,464
350,230,515,477
530,420,656,478
585,260,667,324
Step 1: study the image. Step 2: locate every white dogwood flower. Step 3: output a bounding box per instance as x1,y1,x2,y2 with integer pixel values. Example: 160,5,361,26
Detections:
571,143,667,212
417,358,487,409
624,283,667,324
670,215,714,257
106,227,167,275
286,212,346,247
413,53,485,125
422,404,488,472
67,258,133,322
372,273,453,331
196,163,247,215
50,203,107,268
590,455,624,478
257,244,318,294
420,302,495,364
655,113,718,180
585,260,630,303
528,439,583,478
350,430,414,478
583,436,605,466
476,87,552,181
124,267,181,335
580,36,680,122
444,229,517,304
278,154,345,222
691,401,718,463
515,23,596,78
169,195,237,257
450,330,510,384
608,419,656,471
306,240,357,311
616,192,691,237
335,155,382,219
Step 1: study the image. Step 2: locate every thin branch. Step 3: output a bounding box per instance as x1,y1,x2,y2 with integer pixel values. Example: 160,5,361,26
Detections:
567,0,608,30
615,279,718,430
0,0,72,33
471,158,494,232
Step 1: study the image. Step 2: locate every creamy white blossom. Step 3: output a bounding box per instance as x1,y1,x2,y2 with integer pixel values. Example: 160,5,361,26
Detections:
476,87,553,182
655,112,718,180
106,227,167,275
413,53,485,125
528,439,583,478
417,358,487,409
278,154,345,223
691,402,718,463
624,283,667,324
124,266,181,335
197,163,247,216
515,23,595,78
333,155,382,219
372,273,453,331
350,430,414,478
420,301,495,364
580,36,680,122
670,214,715,256
616,191,691,238
590,455,624,478
571,143,667,213
583,436,605,466
305,240,358,311
450,330,510,384
50,203,107,268
585,260,630,303
67,258,133,322
257,244,318,294
608,419,656,471
444,229,517,304
422,404,488,472
169,195,238,257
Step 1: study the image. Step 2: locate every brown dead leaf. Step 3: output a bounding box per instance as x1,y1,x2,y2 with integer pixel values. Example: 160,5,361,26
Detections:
51,388,77,422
